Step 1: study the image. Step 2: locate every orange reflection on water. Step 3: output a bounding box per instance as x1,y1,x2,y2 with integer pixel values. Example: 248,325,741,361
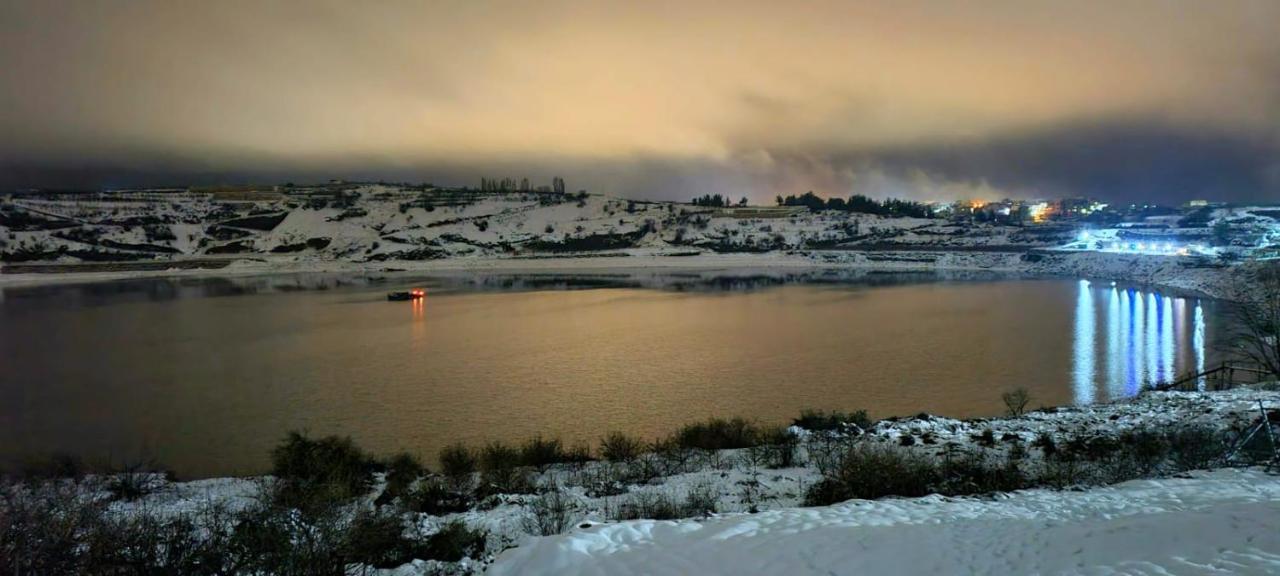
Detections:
412,294,426,320
411,292,427,342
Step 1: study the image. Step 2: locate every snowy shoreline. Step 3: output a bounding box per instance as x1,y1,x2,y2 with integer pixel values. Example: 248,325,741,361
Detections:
8,384,1274,575
0,248,1260,302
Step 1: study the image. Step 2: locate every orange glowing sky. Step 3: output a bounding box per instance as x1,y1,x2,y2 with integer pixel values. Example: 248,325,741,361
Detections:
2,1,1278,202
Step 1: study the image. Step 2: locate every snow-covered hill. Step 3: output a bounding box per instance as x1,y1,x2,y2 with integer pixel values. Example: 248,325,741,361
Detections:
0,184,1064,263
3,185,1275,301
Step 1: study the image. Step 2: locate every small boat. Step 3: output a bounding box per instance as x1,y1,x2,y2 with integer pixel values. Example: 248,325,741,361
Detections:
387,289,425,301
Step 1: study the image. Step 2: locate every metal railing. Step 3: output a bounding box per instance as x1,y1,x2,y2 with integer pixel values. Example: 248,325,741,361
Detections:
1154,362,1275,392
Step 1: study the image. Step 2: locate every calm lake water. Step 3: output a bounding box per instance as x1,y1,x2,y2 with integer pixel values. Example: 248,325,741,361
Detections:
0,270,1229,478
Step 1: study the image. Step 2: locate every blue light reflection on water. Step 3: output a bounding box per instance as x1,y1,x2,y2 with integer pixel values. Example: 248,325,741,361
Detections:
1072,280,1095,404
1072,282,1207,403
1194,302,1206,390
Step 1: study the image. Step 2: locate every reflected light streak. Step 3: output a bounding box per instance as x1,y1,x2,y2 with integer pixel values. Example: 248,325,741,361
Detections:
1194,301,1206,389
1106,287,1123,398
1152,293,1162,386
1073,280,1096,403
1160,296,1175,383
1085,285,1205,398
1127,289,1142,395
411,294,427,341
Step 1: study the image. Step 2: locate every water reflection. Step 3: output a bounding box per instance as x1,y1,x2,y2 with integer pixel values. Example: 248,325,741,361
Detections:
3,275,1230,477
1073,282,1207,403
1073,280,1095,404
1194,302,1206,389
0,267,1026,305
411,294,427,341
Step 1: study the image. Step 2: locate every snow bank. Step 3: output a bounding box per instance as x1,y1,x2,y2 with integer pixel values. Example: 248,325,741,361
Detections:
489,468,1280,575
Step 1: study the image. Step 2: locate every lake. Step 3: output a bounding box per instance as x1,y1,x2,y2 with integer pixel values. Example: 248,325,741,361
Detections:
0,269,1228,478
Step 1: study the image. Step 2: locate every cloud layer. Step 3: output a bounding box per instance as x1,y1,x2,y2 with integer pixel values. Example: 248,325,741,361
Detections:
2,0,1278,202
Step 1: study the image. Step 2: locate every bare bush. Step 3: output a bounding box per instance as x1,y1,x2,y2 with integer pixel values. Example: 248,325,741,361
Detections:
522,485,579,536
375,452,424,506
1168,425,1228,470
599,432,645,462
793,409,872,432
805,443,938,505
683,480,719,517
674,418,762,450
609,491,694,521
438,443,477,492
1001,388,1032,417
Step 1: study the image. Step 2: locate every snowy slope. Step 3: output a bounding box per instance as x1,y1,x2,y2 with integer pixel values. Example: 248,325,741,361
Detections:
0,185,1065,262
489,468,1280,576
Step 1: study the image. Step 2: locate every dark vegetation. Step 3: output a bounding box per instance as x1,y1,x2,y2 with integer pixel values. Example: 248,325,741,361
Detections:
804,422,1239,506
2,246,155,262
204,225,253,241
270,237,332,253
1,433,487,575
689,194,747,207
523,225,652,252
599,431,645,462
1001,388,1032,417
608,487,719,521
217,212,288,231
1230,265,1280,378
0,207,78,231
205,240,255,254
673,417,762,450
362,247,446,261
269,432,376,512
792,409,872,432
3,397,1269,574
775,191,934,218
50,228,181,254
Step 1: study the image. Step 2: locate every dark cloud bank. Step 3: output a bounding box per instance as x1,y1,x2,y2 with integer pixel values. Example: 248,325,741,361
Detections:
2,1,1278,204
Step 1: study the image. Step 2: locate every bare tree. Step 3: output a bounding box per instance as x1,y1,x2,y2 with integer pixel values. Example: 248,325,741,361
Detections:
1001,387,1031,417
1230,265,1280,378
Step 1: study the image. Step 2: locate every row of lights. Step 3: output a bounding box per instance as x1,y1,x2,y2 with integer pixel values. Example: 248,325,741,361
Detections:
1109,242,1183,254
1079,231,1194,255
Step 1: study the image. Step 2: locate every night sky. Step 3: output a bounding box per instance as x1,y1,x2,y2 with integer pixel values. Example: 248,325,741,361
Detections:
2,1,1278,204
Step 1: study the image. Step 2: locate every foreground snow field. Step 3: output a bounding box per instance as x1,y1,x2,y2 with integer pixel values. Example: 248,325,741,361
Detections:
489,468,1280,575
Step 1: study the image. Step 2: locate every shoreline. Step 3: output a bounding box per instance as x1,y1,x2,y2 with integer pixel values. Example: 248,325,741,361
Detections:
7,384,1277,575
0,248,1261,301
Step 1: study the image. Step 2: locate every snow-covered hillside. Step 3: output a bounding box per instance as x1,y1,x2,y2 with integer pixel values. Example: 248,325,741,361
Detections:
3,185,1275,301
0,184,1066,263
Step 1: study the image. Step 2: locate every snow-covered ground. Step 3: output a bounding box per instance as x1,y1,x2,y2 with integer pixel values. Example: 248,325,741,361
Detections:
489,467,1280,575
